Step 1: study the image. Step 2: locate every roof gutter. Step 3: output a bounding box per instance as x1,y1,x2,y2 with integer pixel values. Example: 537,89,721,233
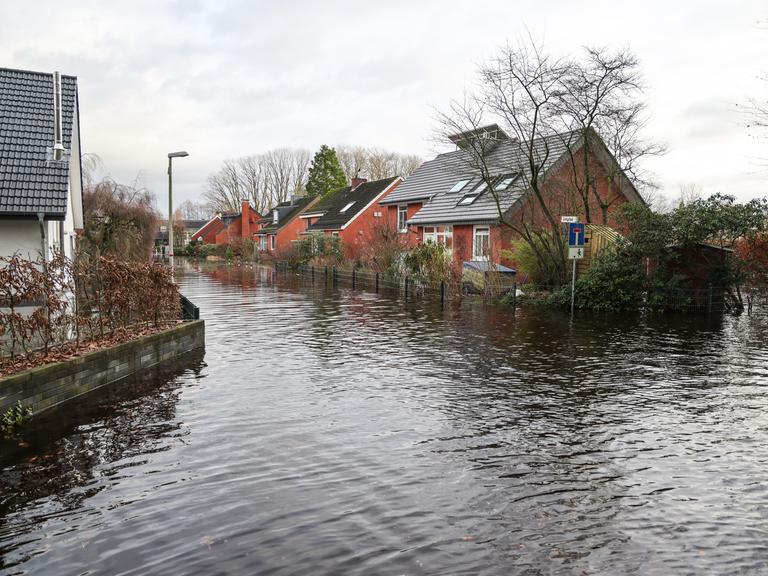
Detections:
37,212,47,262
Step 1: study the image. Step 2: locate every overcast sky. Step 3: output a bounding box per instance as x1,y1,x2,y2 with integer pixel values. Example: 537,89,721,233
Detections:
1,1,766,213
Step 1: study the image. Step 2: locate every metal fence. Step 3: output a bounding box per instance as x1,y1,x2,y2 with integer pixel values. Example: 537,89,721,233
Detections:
274,261,747,314
275,262,518,308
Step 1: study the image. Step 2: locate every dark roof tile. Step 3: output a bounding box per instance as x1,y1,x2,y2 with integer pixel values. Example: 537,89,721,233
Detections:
0,67,78,217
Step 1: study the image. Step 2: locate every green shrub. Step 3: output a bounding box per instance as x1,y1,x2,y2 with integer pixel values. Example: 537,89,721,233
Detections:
295,233,343,265
546,249,645,312
505,232,567,286
1,401,33,436
403,242,451,283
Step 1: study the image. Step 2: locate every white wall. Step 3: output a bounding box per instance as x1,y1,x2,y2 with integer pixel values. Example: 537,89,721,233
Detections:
0,220,44,260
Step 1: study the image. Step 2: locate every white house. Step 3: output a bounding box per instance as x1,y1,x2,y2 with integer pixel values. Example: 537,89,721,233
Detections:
0,67,83,261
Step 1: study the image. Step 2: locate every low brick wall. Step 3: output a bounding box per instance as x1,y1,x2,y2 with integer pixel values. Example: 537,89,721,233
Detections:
0,320,205,416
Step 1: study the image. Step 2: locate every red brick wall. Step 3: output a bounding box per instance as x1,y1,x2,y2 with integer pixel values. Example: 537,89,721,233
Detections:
192,218,223,244
274,214,307,251
386,202,422,248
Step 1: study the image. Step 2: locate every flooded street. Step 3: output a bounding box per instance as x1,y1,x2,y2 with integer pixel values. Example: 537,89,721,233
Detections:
2,262,768,575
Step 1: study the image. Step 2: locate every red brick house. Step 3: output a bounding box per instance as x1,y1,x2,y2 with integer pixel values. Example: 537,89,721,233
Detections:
191,200,261,246
385,125,644,270
302,177,402,256
190,215,224,244
255,196,320,254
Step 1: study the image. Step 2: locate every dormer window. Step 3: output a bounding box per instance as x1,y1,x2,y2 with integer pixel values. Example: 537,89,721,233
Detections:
457,181,487,206
272,209,279,224
340,201,355,213
448,180,470,193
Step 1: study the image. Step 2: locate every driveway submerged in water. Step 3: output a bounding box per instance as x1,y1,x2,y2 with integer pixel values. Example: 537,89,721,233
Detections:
2,262,768,575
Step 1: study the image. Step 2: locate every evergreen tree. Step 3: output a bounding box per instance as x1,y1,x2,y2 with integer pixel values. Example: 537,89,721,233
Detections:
305,145,347,197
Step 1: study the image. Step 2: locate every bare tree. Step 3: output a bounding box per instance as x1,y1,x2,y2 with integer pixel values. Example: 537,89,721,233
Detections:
678,182,703,206
204,148,311,213
336,145,370,181
436,38,663,285
177,199,214,220
336,145,423,181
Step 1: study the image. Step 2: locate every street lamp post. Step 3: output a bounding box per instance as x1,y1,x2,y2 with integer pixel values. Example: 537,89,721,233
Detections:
167,151,189,258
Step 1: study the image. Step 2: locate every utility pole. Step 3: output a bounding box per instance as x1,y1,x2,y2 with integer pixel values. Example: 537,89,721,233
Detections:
167,151,190,259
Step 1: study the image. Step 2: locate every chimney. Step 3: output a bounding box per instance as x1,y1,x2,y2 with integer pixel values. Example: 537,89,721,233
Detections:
52,71,65,161
241,199,250,239
351,177,367,190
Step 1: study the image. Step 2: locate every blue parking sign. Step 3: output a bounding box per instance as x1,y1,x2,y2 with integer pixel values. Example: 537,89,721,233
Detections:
568,223,585,246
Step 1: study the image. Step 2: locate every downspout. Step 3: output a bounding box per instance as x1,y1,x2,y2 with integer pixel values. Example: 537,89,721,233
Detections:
37,212,47,262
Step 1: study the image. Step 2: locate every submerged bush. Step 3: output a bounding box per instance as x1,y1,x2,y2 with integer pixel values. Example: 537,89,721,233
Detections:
546,249,645,312
403,242,451,283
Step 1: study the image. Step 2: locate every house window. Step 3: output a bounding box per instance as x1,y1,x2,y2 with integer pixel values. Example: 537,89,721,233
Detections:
270,235,276,250
259,236,267,251
331,231,340,237
449,180,470,193
458,181,488,206
398,205,408,233
305,218,311,231
473,226,490,261
423,225,453,253
340,201,355,213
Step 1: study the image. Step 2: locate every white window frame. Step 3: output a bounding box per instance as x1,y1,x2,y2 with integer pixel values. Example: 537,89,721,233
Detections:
449,180,470,193
457,181,488,206
423,224,453,255
270,235,276,251
472,225,490,261
397,205,408,233
272,209,279,224
259,236,267,251
340,201,355,213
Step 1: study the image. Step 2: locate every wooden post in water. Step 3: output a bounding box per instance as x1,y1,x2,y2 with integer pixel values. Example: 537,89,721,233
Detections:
333,266,337,287
324,265,328,284
405,276,409,300
440,281,445,308
375,272,379,292
707,284,713,313
352,268,356,290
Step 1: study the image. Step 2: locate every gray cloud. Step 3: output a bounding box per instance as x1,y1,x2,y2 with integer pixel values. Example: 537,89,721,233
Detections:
1,0,766,213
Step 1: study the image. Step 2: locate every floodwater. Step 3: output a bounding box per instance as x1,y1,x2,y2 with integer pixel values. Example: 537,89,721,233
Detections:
2,262,768,575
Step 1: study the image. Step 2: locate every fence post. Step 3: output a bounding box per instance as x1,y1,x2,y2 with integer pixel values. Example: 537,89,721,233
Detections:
707,284,713,313
512,280,517,310
352,268,356,290
375,271,379,293
405,276,409,300
440,281,445,308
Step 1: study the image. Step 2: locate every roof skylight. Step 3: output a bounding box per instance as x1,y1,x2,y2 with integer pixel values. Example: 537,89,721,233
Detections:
449,180,470,193
496,174,519,190
340,201,356,213
457,181,488,206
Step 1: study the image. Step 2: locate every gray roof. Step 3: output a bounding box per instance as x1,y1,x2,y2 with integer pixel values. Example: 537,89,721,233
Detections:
399,131,579,226
0,68,78,218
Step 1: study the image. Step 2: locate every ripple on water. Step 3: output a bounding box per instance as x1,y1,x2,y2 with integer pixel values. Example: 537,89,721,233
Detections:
2,263,768,575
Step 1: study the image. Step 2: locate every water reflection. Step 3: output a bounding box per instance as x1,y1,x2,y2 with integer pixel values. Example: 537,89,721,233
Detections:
2,262,768,575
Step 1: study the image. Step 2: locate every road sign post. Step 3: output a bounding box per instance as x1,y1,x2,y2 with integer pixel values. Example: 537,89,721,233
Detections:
565,221,585,315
